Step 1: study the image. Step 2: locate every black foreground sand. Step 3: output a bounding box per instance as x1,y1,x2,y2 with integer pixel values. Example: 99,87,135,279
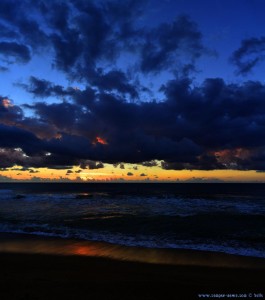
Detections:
0,234,265,300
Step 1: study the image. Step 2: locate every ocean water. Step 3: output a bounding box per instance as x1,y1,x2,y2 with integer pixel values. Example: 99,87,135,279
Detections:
0,183,265,258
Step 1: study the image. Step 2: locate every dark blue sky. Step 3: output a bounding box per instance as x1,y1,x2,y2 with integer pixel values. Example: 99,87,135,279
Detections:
1,0,265,177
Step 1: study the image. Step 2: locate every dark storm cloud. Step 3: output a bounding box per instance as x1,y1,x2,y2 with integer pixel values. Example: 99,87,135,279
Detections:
0,0,16,19
161,154,224,171
0,147,96,170
0,0,206,97
22,76,76,98
0,124,42,155
140,15,204,73
0,42,31,63
39,0,70,34
11,75,265,170
4,0,203,83
0,0,48,61
141,161,158,167
0,149,27,168
17,18,48,48
79,160,104,169
72,87,96,107
0,23,19,39
158,77,265,170
25,102,80,130
89,69,139,98
5,73,265,170
23,92,202,164
162,77,265,149
22,72,138,99
2,0,265,172
20,77,97,112
42,0,120,74
231,37,265,75
0,96,24,123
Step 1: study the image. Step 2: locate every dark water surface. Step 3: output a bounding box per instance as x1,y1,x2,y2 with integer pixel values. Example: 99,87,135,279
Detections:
0,183,265,258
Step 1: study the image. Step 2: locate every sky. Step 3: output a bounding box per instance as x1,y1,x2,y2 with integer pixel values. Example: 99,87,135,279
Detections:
1,0,265,182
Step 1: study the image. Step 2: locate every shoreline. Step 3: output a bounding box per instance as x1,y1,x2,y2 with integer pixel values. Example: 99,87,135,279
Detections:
1,232,265,269
1,233,265,299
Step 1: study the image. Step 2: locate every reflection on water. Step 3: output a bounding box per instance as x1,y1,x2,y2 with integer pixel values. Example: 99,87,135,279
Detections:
0,234,265,269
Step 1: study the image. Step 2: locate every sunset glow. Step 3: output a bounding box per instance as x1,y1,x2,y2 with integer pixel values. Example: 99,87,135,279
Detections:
1,162,265,183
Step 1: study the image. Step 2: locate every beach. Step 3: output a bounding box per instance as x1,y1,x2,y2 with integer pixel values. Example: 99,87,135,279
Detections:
0,234,265,300
1,252,265,300
1,183,265,299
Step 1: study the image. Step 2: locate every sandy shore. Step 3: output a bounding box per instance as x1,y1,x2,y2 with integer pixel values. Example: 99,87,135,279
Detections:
1,253,265,300
0,234,265,299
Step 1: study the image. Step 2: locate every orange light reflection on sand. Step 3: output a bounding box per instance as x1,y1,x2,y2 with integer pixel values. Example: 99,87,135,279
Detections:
0,237,264,268
73,245,100,256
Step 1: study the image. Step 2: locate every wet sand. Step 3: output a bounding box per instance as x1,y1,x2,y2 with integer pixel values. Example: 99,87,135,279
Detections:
0,234,265,299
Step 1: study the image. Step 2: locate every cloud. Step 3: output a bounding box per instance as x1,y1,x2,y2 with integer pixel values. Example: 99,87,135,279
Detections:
0,124,42,155
43,0,143,75
0,174,15,182
2,0,265,173
185,177,225,183
231,37,265,75
0,42,31,63
3,0,205,85
127,172,134,176
5,75,265,170
0,66,8,72
21,76,76,98
80,160,104,169
141,160,158,167
140,15,204,73
140,173,147,176
89,69,139,98
0,23,19,39
25,102,80,131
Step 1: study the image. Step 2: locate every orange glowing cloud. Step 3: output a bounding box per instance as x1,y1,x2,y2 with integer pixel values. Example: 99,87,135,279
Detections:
93,136,108,145
2,98,13,108
213,148,251,160
210,148,252,169
55,133,62,139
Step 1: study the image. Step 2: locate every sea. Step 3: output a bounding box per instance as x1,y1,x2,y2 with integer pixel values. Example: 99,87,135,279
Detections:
0,183,265,258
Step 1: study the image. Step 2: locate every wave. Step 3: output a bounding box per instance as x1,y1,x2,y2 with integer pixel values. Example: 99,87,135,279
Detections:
0,190,265,219
1,186,265,259
0,222,265,259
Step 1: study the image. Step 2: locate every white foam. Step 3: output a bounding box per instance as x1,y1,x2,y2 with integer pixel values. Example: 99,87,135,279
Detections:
1,223,265,259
